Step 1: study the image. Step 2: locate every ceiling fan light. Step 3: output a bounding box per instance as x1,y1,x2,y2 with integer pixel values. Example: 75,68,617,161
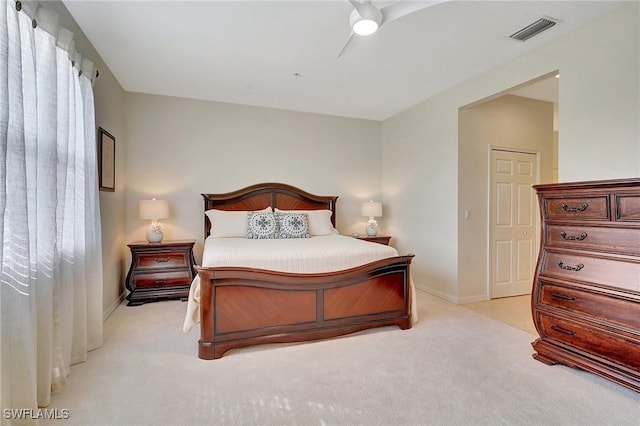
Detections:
349,6,382,36
353,19,379,35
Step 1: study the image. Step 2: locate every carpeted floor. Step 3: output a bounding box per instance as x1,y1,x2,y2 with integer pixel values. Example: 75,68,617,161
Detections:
462,294,536,335
44,290,639,425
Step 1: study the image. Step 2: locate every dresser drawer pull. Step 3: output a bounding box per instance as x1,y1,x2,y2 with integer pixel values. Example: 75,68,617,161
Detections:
561,203,588,213
550,325,575,336
557,261,584,271
155,279,168,284
155,257,170,263
559,231,588,241
551,292,576,301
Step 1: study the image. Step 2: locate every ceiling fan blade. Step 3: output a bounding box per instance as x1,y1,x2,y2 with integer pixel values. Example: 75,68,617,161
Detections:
337,32,356,59
380,0,447,26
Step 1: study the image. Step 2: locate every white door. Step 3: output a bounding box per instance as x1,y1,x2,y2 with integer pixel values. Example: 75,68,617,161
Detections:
489,149,538,298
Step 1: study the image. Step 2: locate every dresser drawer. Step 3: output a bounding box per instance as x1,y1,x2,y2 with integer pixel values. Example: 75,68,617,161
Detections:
132,271,193,289
543,196,609,221
545,225,640,255
540,250,640,293
616,194,640,221
135,252,190,270
537,313,640,370
538,282,640,330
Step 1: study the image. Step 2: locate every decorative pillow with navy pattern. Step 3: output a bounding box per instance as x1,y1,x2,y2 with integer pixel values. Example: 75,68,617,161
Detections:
275,212,310,239
247,211,278,239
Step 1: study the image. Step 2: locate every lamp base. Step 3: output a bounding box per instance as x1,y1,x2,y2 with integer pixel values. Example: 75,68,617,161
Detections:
366,224,378,236
146,229,164,243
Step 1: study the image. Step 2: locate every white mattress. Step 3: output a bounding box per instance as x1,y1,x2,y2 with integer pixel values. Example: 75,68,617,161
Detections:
183,234,417,331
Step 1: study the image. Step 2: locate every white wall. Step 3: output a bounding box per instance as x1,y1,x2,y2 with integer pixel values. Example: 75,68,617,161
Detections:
124,93,382,261
48,1,128,319
382,99,459,299
382,2,639,301
557,4,640,181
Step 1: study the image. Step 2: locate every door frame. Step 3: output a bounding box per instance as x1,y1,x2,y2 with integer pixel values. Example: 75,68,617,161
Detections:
486,145,541,300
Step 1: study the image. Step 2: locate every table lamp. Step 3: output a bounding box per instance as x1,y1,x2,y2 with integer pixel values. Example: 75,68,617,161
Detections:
361,200,382,236
139,198,169,243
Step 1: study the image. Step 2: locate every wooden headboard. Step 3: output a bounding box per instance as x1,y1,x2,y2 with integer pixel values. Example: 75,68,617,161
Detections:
202,183,338,238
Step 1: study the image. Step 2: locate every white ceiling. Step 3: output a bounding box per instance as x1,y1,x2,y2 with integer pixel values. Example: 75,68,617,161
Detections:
62,1,621,121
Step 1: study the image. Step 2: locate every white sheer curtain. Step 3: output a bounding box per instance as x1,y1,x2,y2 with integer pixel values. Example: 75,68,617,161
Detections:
0,0,103,421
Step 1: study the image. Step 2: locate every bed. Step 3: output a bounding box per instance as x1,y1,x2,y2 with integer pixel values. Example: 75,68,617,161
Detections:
183,183,416,360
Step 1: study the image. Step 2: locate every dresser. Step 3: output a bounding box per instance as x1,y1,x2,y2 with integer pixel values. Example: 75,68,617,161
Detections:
531,178,640,392
125,240,196,306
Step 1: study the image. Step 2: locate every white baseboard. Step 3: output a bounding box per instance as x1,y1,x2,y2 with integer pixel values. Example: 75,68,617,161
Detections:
455,294,489,304
415,284,457,303
103,291,126,321
414,283,488,304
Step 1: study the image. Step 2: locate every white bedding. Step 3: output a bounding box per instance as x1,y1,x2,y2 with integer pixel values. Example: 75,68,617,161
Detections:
183,234,417,331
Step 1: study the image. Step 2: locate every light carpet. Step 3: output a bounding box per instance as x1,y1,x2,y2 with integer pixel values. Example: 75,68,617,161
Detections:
44,291,639,425
462,295,537,335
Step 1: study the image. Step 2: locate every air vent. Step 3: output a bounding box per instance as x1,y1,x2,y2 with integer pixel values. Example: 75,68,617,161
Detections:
510,17,557,41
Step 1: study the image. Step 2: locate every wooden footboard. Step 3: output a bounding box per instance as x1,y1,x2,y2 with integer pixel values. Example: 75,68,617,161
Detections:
197,254,414,359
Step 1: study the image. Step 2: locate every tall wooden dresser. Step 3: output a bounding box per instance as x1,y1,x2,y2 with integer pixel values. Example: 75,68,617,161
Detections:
531,178,640,392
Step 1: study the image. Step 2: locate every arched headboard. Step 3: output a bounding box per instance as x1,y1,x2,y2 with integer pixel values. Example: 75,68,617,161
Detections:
201,183,338,238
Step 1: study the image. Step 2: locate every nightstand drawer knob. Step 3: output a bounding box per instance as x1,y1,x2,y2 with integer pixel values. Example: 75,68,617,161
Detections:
155,279,168,284
155,257,170,263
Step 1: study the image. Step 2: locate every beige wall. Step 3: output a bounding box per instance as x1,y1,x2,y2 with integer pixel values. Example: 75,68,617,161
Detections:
47,1,639,311
94,67,127,319
557,4,640,181
458,95,554,301
382,3,639,301
48,1,128,318
123,93,382,261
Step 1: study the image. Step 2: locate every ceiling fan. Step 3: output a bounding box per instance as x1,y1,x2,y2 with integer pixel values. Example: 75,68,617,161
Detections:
337,0,447,58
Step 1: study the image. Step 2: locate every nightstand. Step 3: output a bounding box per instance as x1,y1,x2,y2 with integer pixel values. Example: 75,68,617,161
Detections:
125,240,196,306
356,235,391,246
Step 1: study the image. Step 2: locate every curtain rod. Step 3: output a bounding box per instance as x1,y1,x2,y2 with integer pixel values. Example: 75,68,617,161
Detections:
15,0,100,81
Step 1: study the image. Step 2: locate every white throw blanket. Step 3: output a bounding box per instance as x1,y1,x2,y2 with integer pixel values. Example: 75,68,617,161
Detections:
183,234,417,331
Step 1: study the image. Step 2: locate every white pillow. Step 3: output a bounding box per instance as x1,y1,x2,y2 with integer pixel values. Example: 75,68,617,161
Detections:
273,208,337,236
206,207,271,238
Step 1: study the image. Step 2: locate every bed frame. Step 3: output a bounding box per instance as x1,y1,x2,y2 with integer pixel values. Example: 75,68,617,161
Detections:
197,183,414,359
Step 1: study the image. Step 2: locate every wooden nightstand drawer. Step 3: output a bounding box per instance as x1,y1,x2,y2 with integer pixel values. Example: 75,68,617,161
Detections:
543,196,609,221
537,282,640,330
135,252,189,270
132,270,193,289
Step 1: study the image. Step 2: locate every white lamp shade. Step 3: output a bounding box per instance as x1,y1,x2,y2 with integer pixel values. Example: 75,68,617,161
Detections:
139,199,169,220
361,201,382,218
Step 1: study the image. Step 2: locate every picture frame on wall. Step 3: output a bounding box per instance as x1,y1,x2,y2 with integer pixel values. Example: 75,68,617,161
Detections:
98,127,115,192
